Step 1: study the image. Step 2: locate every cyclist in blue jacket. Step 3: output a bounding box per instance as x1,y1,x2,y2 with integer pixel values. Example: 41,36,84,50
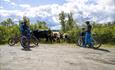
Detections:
20,16,31,50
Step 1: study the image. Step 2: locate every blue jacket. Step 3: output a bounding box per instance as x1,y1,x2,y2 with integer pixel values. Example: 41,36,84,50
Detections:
20,22,30,36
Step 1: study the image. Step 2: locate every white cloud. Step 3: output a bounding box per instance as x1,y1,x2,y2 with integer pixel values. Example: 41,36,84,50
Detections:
0,9,22,17
52,16,59,23
4,0,11,2
0,6,4,9
1,0,115,25
19,4,31,8
13,18,19,22
50,25,61,30
64,0,115,23
11,2,16,6
0,10,10,17
3,0,17,6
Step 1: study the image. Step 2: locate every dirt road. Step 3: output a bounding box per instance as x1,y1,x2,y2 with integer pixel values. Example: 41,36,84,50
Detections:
0,44,115,70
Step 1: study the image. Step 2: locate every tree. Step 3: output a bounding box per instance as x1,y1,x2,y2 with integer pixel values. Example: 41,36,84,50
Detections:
111,21,115,25
38,21,48,29
66,13,76,31
59,11,66,32
0,20,8,26
0,18,14,26
7,18,14,26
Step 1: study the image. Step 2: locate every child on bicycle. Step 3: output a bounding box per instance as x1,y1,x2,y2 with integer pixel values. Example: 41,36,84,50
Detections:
80,28,85,47
20,16,31,50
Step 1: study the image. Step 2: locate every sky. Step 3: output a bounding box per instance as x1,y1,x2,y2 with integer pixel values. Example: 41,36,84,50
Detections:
0,0,115,30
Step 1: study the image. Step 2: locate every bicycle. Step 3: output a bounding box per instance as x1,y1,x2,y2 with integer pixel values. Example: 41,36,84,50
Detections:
76,33,102,49
8,32,39,47
8,35,20,46
20,35,29,48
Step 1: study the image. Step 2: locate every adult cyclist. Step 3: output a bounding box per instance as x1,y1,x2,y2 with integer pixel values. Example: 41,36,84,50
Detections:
20,16,31,50
83,21,93,48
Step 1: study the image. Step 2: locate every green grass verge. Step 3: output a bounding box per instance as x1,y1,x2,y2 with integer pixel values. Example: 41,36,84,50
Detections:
101,44,115,48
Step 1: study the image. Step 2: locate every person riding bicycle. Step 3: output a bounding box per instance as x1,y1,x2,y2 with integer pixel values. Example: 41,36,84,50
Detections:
20,16,31,50
83,21,93,47
80,28,85,47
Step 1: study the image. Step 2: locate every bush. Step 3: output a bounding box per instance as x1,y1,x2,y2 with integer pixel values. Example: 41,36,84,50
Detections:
66,28,80,43
93,24,115,44
0,25,20,44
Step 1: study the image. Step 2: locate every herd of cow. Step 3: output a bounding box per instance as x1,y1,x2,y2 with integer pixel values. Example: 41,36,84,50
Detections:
32,30,71,43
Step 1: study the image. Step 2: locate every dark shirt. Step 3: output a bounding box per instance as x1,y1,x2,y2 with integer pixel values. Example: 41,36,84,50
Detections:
20,22,30,35
80,31,85,36
87,24,92,33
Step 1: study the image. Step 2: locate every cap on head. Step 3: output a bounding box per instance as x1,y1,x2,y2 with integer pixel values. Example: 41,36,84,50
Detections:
85,21,90,24
23,16,27,22
82,28,85,30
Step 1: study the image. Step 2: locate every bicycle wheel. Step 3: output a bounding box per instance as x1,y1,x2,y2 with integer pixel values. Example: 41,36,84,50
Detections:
8,37,16,46
20,36,29,48
92,39,101,49
31,36,39,47
77,38,83,47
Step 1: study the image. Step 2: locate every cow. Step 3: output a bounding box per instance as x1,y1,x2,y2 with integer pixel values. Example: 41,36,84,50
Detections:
32,30,53,43
32,30,71,43
52,32,60,42
63,33,71,42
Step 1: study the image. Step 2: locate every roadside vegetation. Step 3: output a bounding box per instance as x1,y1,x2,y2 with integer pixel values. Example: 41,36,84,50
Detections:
0,11,115,45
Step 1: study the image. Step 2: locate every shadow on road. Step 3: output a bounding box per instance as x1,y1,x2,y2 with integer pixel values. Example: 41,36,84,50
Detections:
93,48,110,52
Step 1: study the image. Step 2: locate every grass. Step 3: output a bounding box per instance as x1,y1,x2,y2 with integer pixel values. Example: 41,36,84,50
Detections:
101,44,115,48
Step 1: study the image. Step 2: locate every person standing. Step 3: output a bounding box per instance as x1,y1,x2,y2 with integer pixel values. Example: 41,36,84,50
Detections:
20,16,31,50
83,21,93,47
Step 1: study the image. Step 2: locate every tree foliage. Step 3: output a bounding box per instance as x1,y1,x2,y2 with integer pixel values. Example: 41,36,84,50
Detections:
0,15,115,44
59,11,66,32
59,12,77,32
0,18,48,44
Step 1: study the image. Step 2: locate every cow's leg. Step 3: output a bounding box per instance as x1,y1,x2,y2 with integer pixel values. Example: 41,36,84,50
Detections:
58,38,60,43
46,37,48,42
50,37,53,43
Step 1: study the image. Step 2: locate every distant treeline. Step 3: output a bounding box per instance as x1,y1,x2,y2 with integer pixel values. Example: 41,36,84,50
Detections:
0,18,49,44
0,11,115,44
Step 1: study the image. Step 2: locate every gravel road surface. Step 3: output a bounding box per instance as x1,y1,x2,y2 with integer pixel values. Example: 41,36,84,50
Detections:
0,44,115,70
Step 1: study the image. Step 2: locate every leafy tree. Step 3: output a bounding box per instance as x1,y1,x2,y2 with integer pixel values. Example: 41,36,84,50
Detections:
66,13,76,31
0,18,14,26
7,18,14,26
59,11,66,32
36,21,48,30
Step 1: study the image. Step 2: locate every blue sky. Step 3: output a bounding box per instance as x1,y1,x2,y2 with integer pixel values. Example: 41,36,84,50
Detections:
0,0,115,30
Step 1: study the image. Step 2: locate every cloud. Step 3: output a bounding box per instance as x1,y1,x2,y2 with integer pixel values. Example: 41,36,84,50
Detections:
0,6,4,9
0,9,23,18
3,0,17,6
4,0,11,2
12,18,19,23
64,0,115,22
0,0,115,29
11,2,16,6
19,4,31,8
50,25,61,30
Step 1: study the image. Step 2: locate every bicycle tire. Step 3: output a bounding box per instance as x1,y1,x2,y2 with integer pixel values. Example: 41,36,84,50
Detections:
20,36,29,48
31,36,39,47
92,39,102,49
8,37,16,46
77,37,83,47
